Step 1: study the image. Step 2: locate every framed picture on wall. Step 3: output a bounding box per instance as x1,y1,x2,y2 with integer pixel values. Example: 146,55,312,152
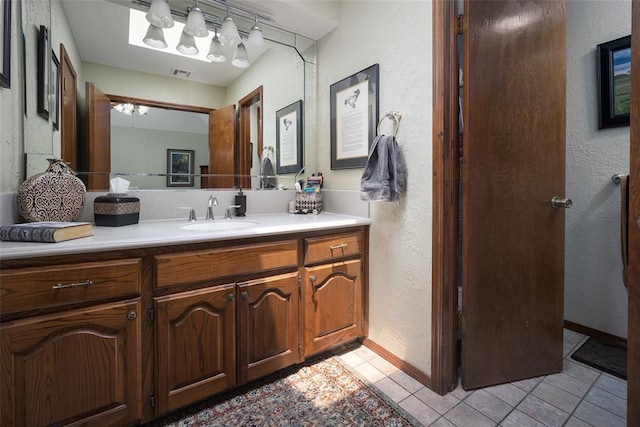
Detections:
166,149,194,187
597,35,631,129
0,0,11,88
275,100,303,174
37,25,49,120
330,63,379,170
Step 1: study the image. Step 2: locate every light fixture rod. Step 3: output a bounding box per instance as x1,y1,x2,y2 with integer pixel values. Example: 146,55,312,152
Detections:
199,0,272,22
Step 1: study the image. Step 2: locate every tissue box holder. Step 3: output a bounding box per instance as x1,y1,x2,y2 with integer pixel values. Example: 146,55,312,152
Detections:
94,194,140,226
295,192,323,214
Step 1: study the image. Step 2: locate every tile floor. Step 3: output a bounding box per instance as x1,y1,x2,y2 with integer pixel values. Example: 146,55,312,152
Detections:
335,329,627,427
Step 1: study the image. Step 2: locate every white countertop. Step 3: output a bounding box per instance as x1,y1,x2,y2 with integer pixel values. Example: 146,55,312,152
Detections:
0,212,371,260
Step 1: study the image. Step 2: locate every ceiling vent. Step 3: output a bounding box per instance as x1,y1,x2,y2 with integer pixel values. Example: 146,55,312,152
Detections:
170,68,193,79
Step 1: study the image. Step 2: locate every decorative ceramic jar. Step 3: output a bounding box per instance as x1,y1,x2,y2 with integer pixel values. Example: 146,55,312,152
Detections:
17,159,87,222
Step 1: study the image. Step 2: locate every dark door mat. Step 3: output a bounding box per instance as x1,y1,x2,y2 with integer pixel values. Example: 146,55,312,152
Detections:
571,337,627,380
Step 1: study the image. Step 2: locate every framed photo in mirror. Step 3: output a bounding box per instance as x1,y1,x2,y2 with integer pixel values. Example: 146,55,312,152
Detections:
330,63,379,170
275,100,303,174
0,0,10,88
37,25,49,120
51,50,60,130
597,35,631,129
166,149,194,187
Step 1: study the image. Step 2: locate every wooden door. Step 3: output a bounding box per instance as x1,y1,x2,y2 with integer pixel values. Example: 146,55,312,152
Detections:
86,82,111,191
627,0,639,423
154,285,236,414
303,260,362,357
209,104,236,188
60,45,77,170
238,273,300,384
461,0,567,389
0,299,142,427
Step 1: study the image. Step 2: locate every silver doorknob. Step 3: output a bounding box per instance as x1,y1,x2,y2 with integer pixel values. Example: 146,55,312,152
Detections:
551,196,573,209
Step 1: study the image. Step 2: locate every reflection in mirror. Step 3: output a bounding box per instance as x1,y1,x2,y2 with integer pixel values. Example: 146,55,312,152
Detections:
24,0,318,191
110,104,209,190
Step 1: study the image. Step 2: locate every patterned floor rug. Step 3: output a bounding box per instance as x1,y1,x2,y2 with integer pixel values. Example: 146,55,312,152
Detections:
149,354,420,427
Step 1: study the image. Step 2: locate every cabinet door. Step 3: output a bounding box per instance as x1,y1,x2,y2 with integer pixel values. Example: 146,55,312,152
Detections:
238,273,301,384
154,285,236,414
0,299,142,427
303,259,363,357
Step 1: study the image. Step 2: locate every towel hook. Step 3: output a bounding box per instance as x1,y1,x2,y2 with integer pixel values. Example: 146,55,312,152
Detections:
377,111,402,137
612,174,625,185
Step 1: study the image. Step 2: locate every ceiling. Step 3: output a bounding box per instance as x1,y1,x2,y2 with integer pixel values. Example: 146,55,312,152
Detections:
60,0,339,86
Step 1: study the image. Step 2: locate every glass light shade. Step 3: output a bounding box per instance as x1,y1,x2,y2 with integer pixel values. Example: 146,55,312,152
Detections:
142,24,168,49
177,31,199,55
247,21,264,46
207,33,227,62
220,15,241,46
137,105,150,115
113,103,124,112
145,0,174,28
231,42,250,68
123,103,135,115
183,6,208,37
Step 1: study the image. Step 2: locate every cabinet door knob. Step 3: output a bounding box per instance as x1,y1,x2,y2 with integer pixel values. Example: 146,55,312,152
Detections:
241,291,249,300
127,311,138,321
309,275,316,283
227,293,236,302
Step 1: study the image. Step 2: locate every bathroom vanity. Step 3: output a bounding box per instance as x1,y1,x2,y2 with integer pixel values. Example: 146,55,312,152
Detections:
0,213,370,426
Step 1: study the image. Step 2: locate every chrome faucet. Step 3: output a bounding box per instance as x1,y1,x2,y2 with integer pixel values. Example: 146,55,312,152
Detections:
225,205,241,220
205,195,218,220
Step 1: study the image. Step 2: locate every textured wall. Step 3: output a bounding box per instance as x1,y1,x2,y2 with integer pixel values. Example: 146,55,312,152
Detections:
0,0,23,194
565,0,631,338
317,1,433,374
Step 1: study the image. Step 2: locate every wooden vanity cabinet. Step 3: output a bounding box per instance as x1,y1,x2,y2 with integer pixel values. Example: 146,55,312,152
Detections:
0,259,143,427
154,285,236,415
238,272,302,384
302,232,365,358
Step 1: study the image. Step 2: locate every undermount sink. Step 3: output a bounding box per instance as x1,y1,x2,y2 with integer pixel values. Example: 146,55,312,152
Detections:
179,220,259,231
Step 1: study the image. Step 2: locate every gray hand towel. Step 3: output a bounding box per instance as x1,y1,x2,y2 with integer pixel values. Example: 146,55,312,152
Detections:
260,157,276,189
360,135,407,202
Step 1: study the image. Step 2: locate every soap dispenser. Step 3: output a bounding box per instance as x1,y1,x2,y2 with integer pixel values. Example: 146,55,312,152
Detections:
235,187,247,216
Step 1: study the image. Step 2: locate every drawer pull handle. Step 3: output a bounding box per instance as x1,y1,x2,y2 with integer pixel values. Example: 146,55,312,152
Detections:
330,243,348,251
52,280,94,290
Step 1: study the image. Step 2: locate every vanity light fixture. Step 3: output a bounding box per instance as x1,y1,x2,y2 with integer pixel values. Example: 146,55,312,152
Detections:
183,0,208,38
231,42,250,68
247,17,264,46
177,31,199,55
207,29,227,62
143,24,168,48
219,8,241,46
145,0,174,28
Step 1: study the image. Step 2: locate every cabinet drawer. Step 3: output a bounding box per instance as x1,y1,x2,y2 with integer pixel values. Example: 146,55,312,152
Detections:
304,232,362,265
154,240,298,288
0,258,142,315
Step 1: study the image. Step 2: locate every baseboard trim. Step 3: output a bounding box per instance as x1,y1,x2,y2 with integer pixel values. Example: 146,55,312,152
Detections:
564,320,627,348
363,338,432,389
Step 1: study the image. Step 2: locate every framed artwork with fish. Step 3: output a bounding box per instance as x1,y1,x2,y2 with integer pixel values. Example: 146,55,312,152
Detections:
330,63,379,169
276,99,303,174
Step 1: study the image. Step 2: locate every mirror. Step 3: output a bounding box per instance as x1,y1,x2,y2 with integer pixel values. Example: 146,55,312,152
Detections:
25,0,317,190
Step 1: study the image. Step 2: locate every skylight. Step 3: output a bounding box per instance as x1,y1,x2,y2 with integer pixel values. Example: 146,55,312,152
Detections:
128,8,213,63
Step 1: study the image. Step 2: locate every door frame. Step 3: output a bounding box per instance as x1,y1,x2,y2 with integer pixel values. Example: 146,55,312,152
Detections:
431,0,459,395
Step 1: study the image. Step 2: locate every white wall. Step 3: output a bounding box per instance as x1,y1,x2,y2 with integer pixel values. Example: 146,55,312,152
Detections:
82,62,226,109
318,1,433,374
565,0,631,338
111,126,208,189
0,0,23,196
